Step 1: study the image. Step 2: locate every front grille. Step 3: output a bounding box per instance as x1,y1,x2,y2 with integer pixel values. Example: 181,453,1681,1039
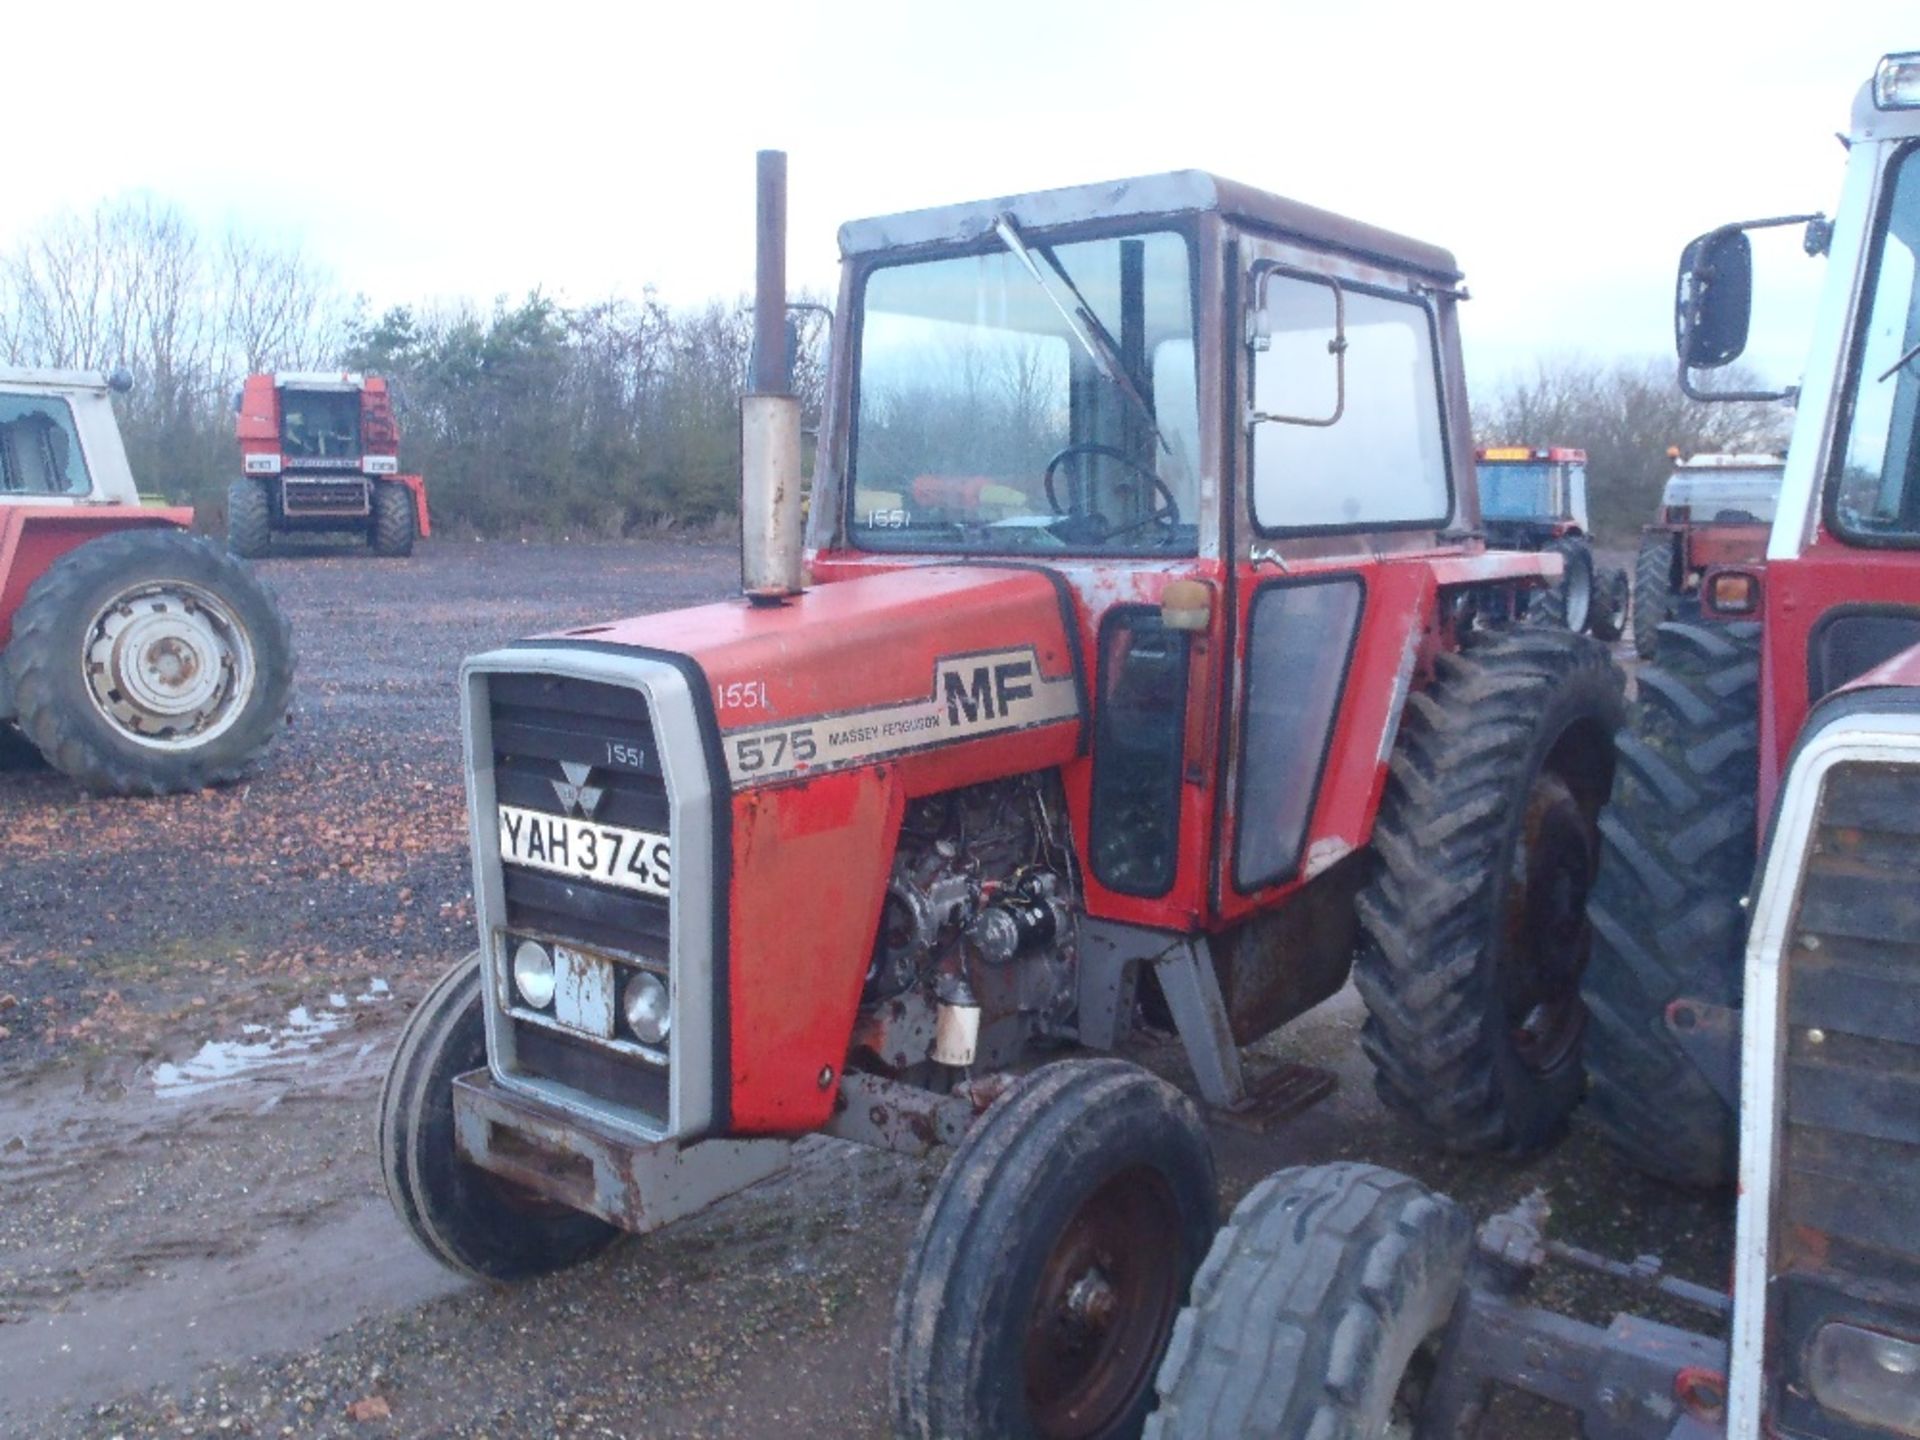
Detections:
281,477,370,516
489,672,671,961
1772,757,1920,1434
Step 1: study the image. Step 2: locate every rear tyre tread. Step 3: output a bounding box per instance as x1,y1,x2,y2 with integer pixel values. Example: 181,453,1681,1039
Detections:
226,478,273,559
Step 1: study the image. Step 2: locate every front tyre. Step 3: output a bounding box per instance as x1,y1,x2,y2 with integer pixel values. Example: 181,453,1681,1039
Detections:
1354,628,1625,1155
1528,536,1593,633
3,529,294,795
1633,533,1676,658
1148,1163,1471,1440
1589,567,1629,642
378,952,619,1280
370,481,416,557
226,478,273,558
890,1059,1217,1440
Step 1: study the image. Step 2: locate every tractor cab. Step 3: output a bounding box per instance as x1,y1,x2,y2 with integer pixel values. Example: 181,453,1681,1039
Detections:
1473,444,1589,544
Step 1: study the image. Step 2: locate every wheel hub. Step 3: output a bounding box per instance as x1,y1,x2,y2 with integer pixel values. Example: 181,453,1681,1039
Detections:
83,584,255,749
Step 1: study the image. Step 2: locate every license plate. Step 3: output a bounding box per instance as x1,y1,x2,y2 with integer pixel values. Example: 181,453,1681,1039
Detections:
497,805,670,898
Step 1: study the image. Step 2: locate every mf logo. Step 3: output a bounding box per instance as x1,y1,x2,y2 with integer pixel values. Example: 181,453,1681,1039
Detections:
942,659,1036,726
550,761,605,819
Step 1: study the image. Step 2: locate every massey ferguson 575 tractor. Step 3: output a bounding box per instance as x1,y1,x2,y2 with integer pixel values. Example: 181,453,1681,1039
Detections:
382,154,1626,1437
229,371,428,558
0,367,293,795
1633,449,1787,657
1476,443,1629,640
1149,52,1920,1440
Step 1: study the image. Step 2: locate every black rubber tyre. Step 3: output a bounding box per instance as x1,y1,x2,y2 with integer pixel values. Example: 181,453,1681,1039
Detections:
378,951,619,1280
1148,1163,1471,1440
1354,627,1624,1155
1590,567,1630,642
891,1058,1217,1440
370,482,416,557
3,529,294,795
1527,536,1593,633
1633,533,1676,658
226,478,273,559
1582,621,1760,1188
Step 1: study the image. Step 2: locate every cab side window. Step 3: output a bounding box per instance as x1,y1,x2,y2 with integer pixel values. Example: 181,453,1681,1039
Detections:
0,397,90,496
1248,273,1450,532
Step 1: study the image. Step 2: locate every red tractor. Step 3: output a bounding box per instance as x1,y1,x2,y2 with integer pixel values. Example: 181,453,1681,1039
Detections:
379,155,1626,1437
0,367,293,794
230,371,428,558
1633,449,1785,656
1148,51,1920,1440
1476,443,1629,639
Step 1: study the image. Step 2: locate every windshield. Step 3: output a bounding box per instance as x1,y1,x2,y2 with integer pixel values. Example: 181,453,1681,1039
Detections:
1662,469,1782,522
0,395,89,496
281,389,362,460
851,229,1199,555
1478,462,1556,519
1833,142,1920,542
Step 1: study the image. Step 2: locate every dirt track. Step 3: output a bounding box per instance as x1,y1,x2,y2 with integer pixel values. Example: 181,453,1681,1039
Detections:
0,539,1724,1439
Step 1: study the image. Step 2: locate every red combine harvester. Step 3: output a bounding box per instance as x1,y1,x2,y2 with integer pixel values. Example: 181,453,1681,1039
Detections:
0,367,292,794
230,372,428,558
380,154,1625,1437
1476,443,1629,638
1149,51,1920,1440
1633,449,1786,656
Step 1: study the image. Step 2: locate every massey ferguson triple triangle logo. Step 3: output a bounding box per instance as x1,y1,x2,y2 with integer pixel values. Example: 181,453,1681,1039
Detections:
722,647,1079,789
550,761,605,818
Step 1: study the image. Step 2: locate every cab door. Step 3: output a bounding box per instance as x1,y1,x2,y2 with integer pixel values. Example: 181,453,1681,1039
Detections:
1216,243,1462,924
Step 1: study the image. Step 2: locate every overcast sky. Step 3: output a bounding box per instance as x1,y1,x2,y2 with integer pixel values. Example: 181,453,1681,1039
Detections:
9,2,1911,391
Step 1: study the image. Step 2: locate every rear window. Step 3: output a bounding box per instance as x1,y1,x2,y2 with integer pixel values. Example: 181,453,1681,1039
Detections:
0,396,90,496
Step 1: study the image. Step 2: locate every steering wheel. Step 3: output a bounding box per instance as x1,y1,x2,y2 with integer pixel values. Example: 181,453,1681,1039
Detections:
1041,443,1181,540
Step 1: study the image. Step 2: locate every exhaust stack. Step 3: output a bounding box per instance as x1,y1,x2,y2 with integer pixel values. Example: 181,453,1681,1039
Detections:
741,149,805,604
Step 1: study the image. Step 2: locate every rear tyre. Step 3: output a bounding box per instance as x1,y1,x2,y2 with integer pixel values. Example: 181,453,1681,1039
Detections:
1527,536,1593,633
1582,621,1760,1188
1148,1163,1471,1440
1633,534,1676,658
3,529,294,795
890,1058,1217,1440
378,951,619,1280
1590,568,1629,642
1355,627,1624,1155
370,482,416,557
226,478,272,559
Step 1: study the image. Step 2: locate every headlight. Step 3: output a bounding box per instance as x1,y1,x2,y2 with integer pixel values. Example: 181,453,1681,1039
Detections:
1808,1322,1920,1435
1875,52,1920,110
512,940,556,1010
622,971,670,1045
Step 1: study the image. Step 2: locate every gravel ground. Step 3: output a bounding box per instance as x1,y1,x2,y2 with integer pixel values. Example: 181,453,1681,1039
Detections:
0,538,1724,1439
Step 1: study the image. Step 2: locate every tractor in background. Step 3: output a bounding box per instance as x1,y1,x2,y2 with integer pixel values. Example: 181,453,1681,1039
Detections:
1633,449,1785,656
1149,51,1920,1440
1476,443,1629,639
377,153,1625,1439
0,367,293,794
230,371,428,558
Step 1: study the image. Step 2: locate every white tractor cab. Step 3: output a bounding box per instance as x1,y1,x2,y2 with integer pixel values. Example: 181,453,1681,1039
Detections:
1634,451,1788,654
1146,53,1920,1440
0,368,293,795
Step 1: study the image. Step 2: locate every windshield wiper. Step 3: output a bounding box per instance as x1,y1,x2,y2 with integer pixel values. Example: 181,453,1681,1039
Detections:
993,214,1170,455
1877,336,1920,384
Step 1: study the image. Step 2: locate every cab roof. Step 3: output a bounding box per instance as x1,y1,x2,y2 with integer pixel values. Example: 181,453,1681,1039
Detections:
838,169,1462,283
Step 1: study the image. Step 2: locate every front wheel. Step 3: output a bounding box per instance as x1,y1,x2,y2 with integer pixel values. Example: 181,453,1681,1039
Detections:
890,1059,1217,1440
1633,533,1676,658
3,529,294,795
1148,1163,1472,1440
370,482,416,557
378,952,619,1280
1589,567,1629,642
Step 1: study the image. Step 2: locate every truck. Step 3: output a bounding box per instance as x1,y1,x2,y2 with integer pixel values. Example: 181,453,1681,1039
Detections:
0,367,293,794
1633,449,1786,656
1148,50,1920,1440
379,154,1626,1438
229,371,428,558
1476,443,1629,639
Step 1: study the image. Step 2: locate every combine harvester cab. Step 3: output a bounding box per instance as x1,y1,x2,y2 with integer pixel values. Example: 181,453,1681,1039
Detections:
1476,443,1629,638
382,154,1629,1436
1148,51,1920,1440
231,371,428,557
0,367,293,794
1633,449,1786,656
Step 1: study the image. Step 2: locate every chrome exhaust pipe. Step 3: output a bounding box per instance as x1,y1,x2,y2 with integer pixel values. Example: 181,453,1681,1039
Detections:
741,149,804,604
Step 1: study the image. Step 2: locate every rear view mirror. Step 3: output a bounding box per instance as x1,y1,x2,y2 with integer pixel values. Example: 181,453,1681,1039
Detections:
1676,228,1753,371
1248,270,1347,428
